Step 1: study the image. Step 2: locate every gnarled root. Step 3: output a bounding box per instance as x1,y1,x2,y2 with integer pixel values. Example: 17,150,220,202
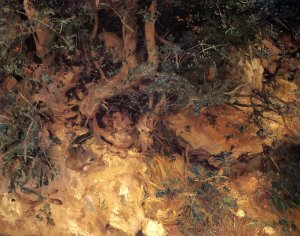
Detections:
80,0,159,119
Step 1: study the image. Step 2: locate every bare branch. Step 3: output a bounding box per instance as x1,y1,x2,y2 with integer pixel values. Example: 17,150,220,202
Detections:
145,0,158,68
122,0,138,68
99,3,135,33
90,10,99,41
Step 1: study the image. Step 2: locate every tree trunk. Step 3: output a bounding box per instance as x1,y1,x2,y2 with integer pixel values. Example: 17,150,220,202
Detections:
23,0,53,59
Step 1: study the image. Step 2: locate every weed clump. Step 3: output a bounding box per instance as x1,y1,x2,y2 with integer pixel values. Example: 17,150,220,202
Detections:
0,93,56,197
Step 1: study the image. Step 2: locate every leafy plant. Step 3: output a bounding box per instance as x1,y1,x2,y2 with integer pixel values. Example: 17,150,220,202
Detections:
0,93,56,194
265,144,300,211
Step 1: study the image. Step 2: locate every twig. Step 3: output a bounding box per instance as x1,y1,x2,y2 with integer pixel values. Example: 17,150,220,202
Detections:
4,8,69,45
145,0,158,68
91,10,99,41
18,92,33,108
0,115,10,120
224,82,250,95
156,33,180,68
199,175,229,183
184,144,190,179
190,192,197,208
195,44,222,57
153,134,163,144
99,3,134,33
269,156,281,173
23,119,33,163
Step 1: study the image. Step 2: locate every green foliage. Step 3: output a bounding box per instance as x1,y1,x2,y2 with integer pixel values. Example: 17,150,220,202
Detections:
152,154,236,235
137,8,161,22
0,94,56,194
271,172,300,210
253,46,272,59
40,74,52,84
147,72,197,112
0,10,29,76
278,218,298,235
169,0,260,45
264,145,300,211
156,188,182,198
148,71,231,113
223,196,237,208
179,179,236,234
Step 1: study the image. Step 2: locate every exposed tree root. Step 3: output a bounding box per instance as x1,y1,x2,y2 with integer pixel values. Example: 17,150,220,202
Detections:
80,0,160,120
23,0,53,58
145,0,158,68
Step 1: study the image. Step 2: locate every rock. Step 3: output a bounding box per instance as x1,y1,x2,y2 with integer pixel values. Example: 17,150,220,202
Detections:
107,175,146,235
227,51,264,91
274,78,298,102
235,209,245,218
66,145,98,171
166,105,264,158
5,77,17,92
0,193,24,222
143,220,166,236
233,176,259,194
119,185,129,201
262,226,276,235
92,112,134,149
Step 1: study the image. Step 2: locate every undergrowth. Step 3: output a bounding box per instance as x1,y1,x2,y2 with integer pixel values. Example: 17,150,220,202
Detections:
154,153,237,235
0,92,57,198
268,144,300,211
